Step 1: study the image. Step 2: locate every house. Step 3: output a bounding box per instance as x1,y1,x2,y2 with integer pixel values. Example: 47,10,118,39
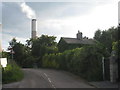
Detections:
58,31,96,52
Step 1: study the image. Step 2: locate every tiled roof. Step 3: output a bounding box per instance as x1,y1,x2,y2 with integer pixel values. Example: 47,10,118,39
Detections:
61,37,95,44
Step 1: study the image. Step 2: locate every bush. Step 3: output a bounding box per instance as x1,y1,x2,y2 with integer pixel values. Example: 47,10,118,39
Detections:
22,55,38,68
2,63,24,84
42,43,107,81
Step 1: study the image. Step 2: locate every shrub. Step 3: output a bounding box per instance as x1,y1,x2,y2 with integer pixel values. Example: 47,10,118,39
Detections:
22,56,37,68
2,63,24,84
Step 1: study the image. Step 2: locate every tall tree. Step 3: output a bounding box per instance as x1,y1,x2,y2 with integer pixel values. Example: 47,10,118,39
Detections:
94,29,102,41
94,27,118,54
31,35,58,67
8,38,34,67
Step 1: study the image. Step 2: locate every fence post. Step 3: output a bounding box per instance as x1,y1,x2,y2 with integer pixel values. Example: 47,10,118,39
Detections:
102,57,105,80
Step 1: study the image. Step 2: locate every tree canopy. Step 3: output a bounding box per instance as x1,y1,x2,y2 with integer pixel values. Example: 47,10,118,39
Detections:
94,27,118,54
7,35,58,67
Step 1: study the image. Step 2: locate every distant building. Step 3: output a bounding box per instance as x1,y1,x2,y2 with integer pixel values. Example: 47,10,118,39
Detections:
58,31,96,52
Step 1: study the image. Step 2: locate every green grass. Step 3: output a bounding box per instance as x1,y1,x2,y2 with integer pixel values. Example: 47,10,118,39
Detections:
2,62,24,84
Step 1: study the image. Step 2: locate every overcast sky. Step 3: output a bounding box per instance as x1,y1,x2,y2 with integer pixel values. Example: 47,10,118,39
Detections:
1,0,119,50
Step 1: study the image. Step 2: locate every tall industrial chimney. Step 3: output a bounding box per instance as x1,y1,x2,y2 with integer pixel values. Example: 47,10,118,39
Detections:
31,19,37,38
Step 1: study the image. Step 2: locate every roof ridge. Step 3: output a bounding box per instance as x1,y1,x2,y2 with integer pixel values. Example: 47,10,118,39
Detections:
60,37,95,44
61,37,76,39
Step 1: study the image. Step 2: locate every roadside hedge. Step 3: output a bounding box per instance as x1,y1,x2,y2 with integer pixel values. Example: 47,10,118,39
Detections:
2,62,24,84
42,43,107,81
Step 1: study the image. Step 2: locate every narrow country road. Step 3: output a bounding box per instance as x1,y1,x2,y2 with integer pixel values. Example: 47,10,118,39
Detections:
3,68,94,88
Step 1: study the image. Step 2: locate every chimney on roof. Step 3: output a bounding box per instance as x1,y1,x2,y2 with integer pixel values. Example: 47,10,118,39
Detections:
76,30,82,40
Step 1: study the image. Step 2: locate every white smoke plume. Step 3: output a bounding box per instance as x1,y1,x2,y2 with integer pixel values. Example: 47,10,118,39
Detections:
20,2,36,19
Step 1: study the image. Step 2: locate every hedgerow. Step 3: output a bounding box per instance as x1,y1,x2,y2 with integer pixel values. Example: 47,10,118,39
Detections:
2,62,24,84
42,43,108,81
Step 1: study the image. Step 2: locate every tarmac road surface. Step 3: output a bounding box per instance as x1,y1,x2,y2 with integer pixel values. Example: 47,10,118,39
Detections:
2,68,94,88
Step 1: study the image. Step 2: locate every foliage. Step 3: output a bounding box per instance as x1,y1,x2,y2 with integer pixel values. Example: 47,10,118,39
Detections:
13,43,26,66
112,40,120,56
94,29,102,41
2,63,24,84
22,56,38,68
42,43,107,81
8,35,58,67
31,35,58,67
31,35,57,56
2,51,11,59
13,42,35,67
94,27,118,54
8,38,36,68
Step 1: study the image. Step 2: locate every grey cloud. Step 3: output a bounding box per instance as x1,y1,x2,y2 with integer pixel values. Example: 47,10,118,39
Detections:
2,2,32,39
27,1,114,20
2,2,94,40
2,1,117,50
2,2,27,29
2,33,27,50
0,2,2,24
28,2,95,20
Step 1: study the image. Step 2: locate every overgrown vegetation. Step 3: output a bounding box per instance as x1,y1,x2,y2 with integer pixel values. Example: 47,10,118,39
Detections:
8,35,58,68
94,27,118,54
2,61,24,84
42,42,108,81
4,26,118,82
112,40,120,56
